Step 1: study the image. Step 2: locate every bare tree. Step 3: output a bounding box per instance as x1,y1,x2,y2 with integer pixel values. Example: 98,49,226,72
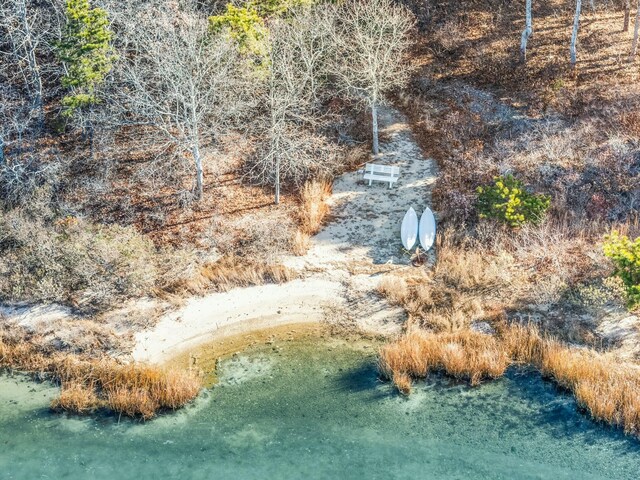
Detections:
0,82,60,207
110,2,249,201
250,9,340,204
0,0,65,132
331,0,415,156
0,86,32,164
570,0,582,67
3,0,44,129
520,0,533,62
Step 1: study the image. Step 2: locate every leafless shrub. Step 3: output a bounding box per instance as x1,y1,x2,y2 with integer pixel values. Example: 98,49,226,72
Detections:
0,159,59,209
235,211,297,263
0,211,159,311
431,19,466,53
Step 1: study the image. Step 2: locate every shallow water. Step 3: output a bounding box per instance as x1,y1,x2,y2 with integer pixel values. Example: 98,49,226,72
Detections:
1,337,639,479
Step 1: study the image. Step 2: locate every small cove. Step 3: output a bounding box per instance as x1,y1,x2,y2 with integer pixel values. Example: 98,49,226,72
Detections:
1,331,639,479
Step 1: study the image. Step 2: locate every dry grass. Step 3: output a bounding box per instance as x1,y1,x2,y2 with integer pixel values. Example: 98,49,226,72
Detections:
380,324,640,436
292,230,311,256
376,276,410,305
168,255,296,295
298,180,332,236
377,217,616,337
51,381,101,414
377,227,527,331
379,329,510,386
0,333,202,420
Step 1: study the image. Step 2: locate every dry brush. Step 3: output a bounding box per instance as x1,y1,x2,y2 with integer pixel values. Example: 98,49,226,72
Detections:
0,332,201,420
379,324,640,436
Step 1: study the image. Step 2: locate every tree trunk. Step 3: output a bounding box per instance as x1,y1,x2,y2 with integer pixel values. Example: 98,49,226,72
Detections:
632,0,640,59
520,0,533,62
624,0,631,31
275,156,280,205
570,0,582,67
193,144,203,201
0,137,4,165
371,102,379,156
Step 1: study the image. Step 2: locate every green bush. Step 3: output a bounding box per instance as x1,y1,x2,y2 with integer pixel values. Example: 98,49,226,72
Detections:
603,231,640,307
209,4,268,59
209,0,313,60
476,175,550,228
55,0,116,117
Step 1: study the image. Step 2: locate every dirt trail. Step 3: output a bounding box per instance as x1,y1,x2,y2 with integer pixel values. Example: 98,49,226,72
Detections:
131,105,439,362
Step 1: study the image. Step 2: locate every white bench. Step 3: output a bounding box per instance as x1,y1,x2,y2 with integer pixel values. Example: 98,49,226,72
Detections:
363,163,400,188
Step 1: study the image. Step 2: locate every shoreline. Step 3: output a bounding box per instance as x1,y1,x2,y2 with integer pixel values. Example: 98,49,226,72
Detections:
132,278,347,364
164,322,337,386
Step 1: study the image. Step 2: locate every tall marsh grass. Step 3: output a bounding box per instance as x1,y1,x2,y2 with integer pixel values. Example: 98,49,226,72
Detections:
199,256,296,292
377,227,529,332
299,180,332,236
0,335,201,420
379,329,510,390
379,325,640,436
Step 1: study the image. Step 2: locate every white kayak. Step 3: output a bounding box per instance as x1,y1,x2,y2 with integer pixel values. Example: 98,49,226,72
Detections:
400,207,418,250
419,207,436,251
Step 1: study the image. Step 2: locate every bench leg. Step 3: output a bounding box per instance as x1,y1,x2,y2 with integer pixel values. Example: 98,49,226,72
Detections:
368,179,372,186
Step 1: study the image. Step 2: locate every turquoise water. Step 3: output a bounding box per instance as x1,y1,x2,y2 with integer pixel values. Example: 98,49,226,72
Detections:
1,338,639,479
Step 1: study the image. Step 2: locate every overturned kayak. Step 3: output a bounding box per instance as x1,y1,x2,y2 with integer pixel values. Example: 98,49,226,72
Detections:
401,207,418,250
419,207,436,251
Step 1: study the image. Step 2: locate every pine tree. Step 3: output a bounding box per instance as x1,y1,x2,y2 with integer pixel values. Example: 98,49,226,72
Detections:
56,0,116,117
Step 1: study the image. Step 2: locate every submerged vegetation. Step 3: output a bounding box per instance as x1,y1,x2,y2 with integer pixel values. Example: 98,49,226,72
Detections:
379,325,640,436
0,329,201,420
